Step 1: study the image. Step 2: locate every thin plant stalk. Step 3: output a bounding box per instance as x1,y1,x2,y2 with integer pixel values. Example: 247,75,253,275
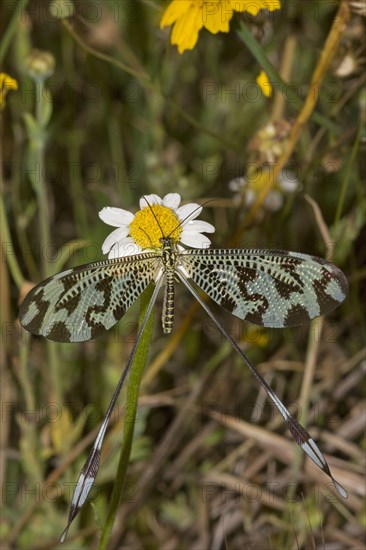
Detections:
334,118,363,225
98,286,155,550
236,1,351,233
28,76,63,405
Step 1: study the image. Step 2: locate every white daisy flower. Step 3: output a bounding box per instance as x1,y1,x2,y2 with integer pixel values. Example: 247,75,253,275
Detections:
277,170,299,193
263,191,283,212
229,167,300,214
99,193,215,259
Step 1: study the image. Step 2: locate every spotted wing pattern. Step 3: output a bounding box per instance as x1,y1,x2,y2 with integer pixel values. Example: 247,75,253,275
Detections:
19,254,160,342
180,249,348,328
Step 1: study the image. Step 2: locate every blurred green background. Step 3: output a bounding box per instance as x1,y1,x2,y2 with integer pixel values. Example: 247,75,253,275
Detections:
1,1,365,548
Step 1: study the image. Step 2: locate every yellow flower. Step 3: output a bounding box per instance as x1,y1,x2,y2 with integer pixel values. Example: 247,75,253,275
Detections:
0,73,18,110
256,70,272,97
160,0,281,53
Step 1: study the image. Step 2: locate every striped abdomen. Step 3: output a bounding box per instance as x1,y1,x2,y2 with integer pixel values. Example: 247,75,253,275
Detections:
160,237,177,334
162,270,175,334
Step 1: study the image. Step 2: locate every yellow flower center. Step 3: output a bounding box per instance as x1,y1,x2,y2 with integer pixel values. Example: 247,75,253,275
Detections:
129,204,182,249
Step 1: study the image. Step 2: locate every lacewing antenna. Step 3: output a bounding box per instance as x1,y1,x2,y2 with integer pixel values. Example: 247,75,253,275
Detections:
141,194,214,242
141,195,166,238
167,199,214,239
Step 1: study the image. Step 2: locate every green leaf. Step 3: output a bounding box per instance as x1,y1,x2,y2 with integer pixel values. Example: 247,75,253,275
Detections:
53,239,91,272
39,93,53,127
23,112,41,141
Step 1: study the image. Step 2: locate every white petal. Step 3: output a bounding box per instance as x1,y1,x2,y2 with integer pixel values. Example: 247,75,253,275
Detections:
182,220,215,234
228,177,246,192
108,236,135,251
176,203,202,223
139,194,162,209
180,233,212,249
101,227,131,253
108,238,142,258
264,191,283,211
278,172,298,192
244,190,256,206
162,193,181,209
105,236,135,255
99,207,134,227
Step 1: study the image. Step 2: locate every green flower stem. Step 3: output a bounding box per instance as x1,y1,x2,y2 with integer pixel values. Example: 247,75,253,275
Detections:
30,79,62,405
0,0,29,63
1,111,24,289
1,107,44,533
98,286,155,550
10,135,39,283
334,117,363,225
33,80,51,278
61,19,152,86
0,192,24,289
237,22,287,89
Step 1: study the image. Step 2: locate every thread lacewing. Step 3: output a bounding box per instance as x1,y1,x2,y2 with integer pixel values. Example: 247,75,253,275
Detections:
19,196,348,541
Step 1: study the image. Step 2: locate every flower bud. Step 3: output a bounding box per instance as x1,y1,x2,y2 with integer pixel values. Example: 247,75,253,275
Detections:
25,50,55,81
